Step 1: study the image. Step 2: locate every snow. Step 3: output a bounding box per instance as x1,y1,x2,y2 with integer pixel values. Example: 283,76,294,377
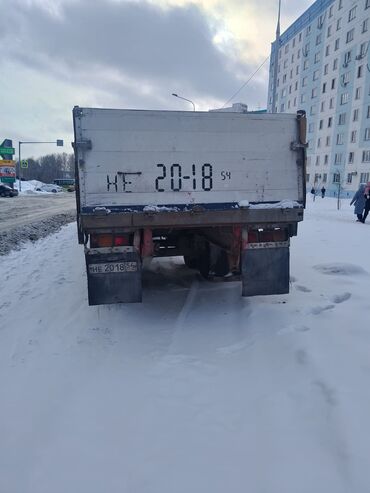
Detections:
14,179,62,194
248,199,302,209
1,196,370,492
143,204,180,212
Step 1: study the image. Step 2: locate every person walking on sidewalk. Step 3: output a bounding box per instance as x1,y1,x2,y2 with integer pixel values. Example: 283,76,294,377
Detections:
350,183,366,222
321,186,326,198
362,182,370,223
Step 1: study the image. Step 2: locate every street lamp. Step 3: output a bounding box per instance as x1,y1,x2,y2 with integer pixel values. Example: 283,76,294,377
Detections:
18,139,64,191
172,93,196,111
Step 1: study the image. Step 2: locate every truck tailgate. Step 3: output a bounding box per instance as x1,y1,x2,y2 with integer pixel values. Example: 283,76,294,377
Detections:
73,108,305,212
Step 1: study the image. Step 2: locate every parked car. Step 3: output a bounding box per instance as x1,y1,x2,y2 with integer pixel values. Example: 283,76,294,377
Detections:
35,184,63,193
0,184,18,197
67,184,75,192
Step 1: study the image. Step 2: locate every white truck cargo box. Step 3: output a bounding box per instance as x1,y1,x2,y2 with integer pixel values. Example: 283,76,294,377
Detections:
73,108,304,212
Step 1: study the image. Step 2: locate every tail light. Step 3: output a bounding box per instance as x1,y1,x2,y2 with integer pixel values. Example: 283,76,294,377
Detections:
90,234,130,248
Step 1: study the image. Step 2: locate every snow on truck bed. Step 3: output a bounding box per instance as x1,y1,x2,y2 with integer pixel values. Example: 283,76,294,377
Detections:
0,197,370,493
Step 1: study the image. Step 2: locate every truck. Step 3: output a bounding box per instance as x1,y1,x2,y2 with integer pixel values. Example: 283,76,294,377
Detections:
72,107,306,305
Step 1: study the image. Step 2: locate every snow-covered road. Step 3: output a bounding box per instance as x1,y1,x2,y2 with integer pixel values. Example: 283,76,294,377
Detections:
1,197,370,493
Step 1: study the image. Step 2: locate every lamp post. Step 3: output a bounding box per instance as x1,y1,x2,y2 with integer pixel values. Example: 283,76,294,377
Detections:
18,139,64,191
172,93,196,111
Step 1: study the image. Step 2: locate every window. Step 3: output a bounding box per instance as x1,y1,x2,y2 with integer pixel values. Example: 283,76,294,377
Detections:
351,130,357,143
302,77,307,87
367,105,370,118
329,5,333,17
348,6,356,22
280,103,285,112
346,29,354,43
306,25,311,35
335,153,342,164
291,54,294,63
338,113,346,125
316,156,320,166
295,81,298,90
340,92,349,104
285,44,289,54
317,138,321,149
359,42,367,58
284,59,288,69
314,52,320,63
342,72,350,85
328,117,333,128
329,98,334,109
336,18,341,31
309,122,315,133
324,155,329,165
355,87,361,100
319,119,323,129
323,173,327,183
344,50,351,64
347,173,353,183
293,97,297,106
338,0,343,9
296,66,299,75
362,152,370,163
301,93,306,103
360,174,370,184
333,58,338,70
326,45,330,56
336,133,344,145
321,101,325,112
304,59,309,70
326,135,331,146
299,33,302,42
310,105,316,115
306,173,310,182
348,152,354,164
324,63,329,74
362,18,369,33
327,25,332,37
331,78,336,89
353,108,359,121
365,128,370,140
358,65,363,78
304,42,310,56
293,37,296,48
283,74,287,83
366,0,370,9
313,70,319,81
316,34,322,45
333,173,340,183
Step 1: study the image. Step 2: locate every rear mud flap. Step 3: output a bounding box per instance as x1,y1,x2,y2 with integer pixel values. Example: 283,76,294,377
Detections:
242,245,290,296
85,248,142,305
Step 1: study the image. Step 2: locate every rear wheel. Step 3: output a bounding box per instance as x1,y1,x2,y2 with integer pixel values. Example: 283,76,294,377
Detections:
198,243,210,279
183,255,198,269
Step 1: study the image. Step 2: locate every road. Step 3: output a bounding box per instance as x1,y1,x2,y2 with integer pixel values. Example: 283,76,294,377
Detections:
0,193,76,232
0,198,370,492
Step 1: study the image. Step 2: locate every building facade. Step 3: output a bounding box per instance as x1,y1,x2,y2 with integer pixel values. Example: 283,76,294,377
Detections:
268,0,370,197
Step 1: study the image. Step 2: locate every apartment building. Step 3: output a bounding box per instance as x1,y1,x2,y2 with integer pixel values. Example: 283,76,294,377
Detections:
267,0,370,197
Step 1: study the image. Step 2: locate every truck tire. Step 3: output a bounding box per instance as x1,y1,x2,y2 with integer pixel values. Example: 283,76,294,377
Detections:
198,243,210,279
212,249,229,277
184,255,198,269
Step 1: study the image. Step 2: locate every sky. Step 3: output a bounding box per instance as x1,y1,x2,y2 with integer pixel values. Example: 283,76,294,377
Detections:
1,0,312,158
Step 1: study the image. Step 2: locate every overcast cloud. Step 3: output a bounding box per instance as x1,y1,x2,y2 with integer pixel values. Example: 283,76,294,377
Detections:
0,0,311,157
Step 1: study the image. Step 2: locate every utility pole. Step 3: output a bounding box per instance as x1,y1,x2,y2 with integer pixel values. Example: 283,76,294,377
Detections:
271,0,281,113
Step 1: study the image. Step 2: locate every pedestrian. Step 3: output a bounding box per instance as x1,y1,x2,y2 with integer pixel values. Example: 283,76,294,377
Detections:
350,183,366,222
321,186,326,198
310,187,316,201
362,182,370,223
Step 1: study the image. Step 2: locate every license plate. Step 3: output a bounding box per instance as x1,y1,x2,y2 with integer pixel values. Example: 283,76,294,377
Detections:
89,262,138,274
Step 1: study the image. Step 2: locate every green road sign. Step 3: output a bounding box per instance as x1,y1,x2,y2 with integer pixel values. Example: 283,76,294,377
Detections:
21,160,28,169
0,146,15,155
0,177,15,183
